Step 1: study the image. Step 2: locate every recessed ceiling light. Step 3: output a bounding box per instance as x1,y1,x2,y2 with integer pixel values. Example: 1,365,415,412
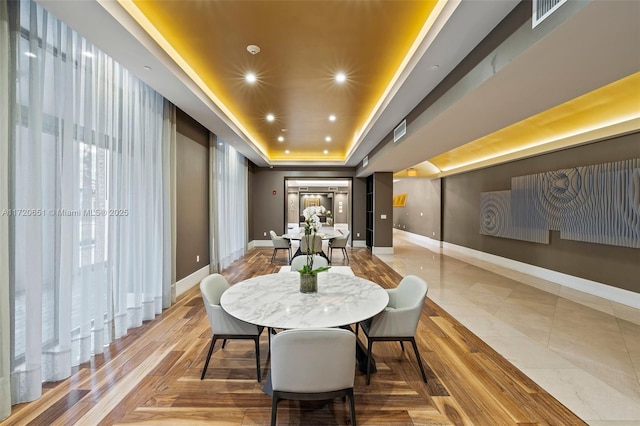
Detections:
285,149,290,154
266,114,275,122
335,72,346,83
323,150,329,155
24,52,36,58
245,72,257,83
247,44,261,55
218,142,223,146
278,136,284,142
430,64,440,71
328,115,336,122
82,51,94,58
325,136,331,142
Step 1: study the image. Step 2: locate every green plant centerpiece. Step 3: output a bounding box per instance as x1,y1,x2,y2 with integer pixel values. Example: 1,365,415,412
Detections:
298,205,330,293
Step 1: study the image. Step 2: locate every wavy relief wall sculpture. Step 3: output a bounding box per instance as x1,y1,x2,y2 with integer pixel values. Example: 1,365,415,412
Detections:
480,159,640,248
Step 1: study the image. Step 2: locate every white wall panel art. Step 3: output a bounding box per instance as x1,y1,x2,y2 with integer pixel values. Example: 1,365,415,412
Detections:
480,159,640,248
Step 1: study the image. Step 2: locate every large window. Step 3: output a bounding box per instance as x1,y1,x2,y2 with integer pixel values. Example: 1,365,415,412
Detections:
9,0,172,405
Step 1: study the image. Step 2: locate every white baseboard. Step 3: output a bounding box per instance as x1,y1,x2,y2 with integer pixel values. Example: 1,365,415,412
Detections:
372,246,394,255
176,264,210,296
248,240,273,249
442,241,640,309
352,240,367,248
394,229,442,251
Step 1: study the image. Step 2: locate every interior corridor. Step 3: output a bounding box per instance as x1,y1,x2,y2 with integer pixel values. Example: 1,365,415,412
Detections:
375,230,640,425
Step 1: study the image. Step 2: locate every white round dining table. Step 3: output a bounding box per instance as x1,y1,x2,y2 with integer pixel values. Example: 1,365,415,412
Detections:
220,272,389,329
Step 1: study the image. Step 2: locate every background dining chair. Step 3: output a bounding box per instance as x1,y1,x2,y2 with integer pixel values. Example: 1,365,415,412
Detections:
328,230,350,263
300,233,324,256
200,274,265,381
290,254,328,272
270,230,291,264
357,275,429,385
270,328,357,426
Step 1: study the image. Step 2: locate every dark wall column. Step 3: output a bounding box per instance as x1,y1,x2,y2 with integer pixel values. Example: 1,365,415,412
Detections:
373,172,393,251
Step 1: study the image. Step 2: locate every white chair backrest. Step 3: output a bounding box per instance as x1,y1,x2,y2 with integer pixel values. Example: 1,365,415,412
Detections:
271,328,356,393
200,274,258,336
368,275,428,337
300,234,323,253
392,275,428,309
331,231,350,248
200,273,229,306
290,255,328,272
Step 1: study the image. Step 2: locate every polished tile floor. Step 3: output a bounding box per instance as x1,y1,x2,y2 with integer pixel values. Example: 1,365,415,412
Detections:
374,230,640,425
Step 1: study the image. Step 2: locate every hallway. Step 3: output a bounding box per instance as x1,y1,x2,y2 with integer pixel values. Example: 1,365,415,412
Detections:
376,230,640,424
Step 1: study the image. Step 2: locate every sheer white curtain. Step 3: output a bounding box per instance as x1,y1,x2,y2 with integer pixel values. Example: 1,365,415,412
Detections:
1,0,12,420
8,1,173,405
214,140,247,271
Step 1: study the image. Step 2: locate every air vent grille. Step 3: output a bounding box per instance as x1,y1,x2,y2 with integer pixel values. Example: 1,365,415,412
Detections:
532,0,567,28
328,187,338,191
299,187,308,191
394,119,407,143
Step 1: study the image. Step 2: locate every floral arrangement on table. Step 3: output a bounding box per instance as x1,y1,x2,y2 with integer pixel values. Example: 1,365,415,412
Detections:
298,205,331,277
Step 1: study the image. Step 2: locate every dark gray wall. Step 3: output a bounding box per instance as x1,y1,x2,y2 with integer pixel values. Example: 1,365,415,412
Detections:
176,109,209,281
248,167,364,240
443,133,640,293
373,172,393,247
393,178,441,239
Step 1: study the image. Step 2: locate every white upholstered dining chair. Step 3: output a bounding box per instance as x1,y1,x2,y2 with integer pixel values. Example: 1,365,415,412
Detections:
328,230,350,263
357,275,429,385
270,328,357,426
200,274,265,381
270,230,291,263
300,233,324,255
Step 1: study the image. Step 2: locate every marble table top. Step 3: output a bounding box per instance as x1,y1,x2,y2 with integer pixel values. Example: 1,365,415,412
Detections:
282,229,343,240
220,272,389,329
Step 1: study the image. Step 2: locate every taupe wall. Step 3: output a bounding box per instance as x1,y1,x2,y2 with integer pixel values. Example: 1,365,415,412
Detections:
393,178,441,239
443,133,640,293
373,172,393,247
334,193,349,223
176,109,209,281
248,167,365,240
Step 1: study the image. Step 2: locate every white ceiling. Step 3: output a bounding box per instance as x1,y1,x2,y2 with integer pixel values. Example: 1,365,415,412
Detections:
37,0,640,176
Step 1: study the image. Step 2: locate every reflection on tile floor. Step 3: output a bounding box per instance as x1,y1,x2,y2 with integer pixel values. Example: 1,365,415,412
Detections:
376,231,640,425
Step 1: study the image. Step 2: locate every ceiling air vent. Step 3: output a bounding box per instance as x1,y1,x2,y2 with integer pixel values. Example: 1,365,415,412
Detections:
393,119,407,143
328,187,338,191
532,0,567,28
299,186,308,191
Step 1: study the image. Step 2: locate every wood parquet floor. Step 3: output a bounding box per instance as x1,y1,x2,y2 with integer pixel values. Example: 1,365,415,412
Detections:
3,248,586,425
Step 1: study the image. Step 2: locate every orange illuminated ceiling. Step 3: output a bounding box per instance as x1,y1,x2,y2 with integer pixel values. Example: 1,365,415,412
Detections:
126,0,440,162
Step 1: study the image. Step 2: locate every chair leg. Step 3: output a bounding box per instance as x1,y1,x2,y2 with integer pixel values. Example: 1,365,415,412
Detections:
271,248,276,263
343,248,349,263
410,338,428,383
270,392,280,426
222,339,227,349
348,388,357,426
366,340,374,385
400,341,405,352
201,336,218,380
355,322,359,337
254,336,261,382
